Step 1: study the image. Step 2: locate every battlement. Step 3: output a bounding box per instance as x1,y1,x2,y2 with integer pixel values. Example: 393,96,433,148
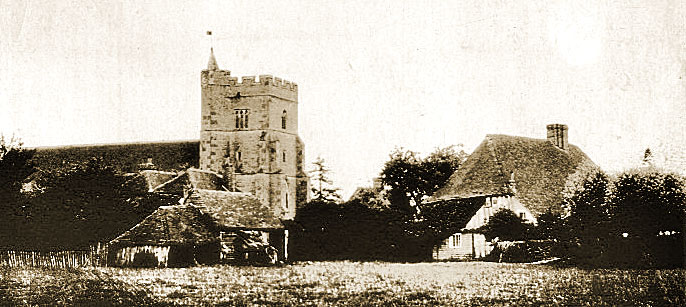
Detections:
202,69,298,101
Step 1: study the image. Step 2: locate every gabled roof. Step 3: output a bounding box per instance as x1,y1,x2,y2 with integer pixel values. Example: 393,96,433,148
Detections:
431,134,597,216
140,170,178,192
136,168,225,195
186,168,224,190
185,189,282,229
110,205,216,246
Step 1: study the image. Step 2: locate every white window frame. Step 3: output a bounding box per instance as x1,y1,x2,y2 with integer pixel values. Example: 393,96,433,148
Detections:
448,233,461,248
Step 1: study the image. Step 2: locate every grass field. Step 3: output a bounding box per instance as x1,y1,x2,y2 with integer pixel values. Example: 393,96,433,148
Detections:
1,261,684,306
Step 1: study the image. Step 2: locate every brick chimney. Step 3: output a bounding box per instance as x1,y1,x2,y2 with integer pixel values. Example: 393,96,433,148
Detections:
546,124,568,150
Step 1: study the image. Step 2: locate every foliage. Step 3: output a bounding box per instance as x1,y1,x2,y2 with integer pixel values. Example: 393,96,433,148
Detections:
0,136,37,247
294,146,468,261
308,156,342,203
486,240,555,263
291,198,428,261
606,169,686,267
10,158,166,250
0,135,36,195
557,168,686,268
408,197,483,242
561,170,612,263
477,209,531,241
380,145,466,214
348,186,388,210
609,169,685,238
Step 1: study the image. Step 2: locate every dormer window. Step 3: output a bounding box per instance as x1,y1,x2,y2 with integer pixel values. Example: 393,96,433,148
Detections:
235,109,249,129
281,110,287,129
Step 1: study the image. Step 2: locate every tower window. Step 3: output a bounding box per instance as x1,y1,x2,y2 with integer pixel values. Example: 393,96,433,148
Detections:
281,110,287,129
235,109,249,129
282,152,286,162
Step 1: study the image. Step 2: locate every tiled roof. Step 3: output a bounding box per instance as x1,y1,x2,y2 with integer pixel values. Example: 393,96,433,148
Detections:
187,168,224,190
185,189,283,229
141,168,224,195
110,205,216,246
140,170,178,192
431,135,597,216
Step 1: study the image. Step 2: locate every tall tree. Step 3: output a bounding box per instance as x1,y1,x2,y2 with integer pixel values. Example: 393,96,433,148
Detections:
608,169,686,267
0,135,36,198
308,156,341,202
561,170,611,263
381,145,466,214
22,158,165,249
0,136,36,247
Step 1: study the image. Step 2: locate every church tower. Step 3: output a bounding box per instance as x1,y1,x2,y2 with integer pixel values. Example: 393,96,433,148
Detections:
199,49,309,220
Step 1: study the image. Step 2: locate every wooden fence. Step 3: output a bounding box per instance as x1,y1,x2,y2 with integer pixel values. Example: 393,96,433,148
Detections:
0,244,110,268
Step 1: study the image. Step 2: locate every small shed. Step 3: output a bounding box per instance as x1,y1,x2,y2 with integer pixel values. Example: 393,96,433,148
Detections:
109,205,217,267
183,189,286,263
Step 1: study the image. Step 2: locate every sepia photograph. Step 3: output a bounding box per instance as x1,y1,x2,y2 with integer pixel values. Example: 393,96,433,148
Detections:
1,0,685,305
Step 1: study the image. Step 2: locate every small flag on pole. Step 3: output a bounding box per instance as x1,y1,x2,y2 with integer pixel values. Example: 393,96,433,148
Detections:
206,31,212,36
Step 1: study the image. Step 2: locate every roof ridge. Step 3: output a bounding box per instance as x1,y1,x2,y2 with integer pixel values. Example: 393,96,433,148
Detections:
111,206,165,243
151,171,187,192
485,136,509,193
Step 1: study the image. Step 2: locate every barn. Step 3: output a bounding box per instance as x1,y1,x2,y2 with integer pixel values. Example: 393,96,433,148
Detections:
183,189,286,263
108,205,217,267
108,188,286,267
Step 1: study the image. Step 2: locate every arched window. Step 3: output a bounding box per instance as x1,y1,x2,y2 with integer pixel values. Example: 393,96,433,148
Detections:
281,110,287,129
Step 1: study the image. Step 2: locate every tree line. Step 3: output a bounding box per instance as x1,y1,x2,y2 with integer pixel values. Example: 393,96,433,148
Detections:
292,148,685,268
0,136,170,250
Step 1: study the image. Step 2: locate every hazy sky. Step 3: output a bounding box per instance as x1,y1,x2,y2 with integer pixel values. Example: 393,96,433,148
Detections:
2,0,685,198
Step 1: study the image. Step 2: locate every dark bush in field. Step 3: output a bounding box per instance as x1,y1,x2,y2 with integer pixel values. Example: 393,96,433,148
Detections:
290,199,430,261
486,240,554,263
132,251,159,268
558,169,686,268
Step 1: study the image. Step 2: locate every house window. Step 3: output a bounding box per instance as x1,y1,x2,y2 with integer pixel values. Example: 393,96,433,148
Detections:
448,233,461,248
281,110,287,129
235,109,249,129
492,197,498,206
519,212,525,219
235,151,242,161
484,198,491,208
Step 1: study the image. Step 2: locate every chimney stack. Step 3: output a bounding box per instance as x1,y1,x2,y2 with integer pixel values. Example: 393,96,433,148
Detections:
546,124,568,150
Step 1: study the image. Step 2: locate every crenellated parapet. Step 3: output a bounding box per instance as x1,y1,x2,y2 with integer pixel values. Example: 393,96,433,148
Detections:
202,69,298,102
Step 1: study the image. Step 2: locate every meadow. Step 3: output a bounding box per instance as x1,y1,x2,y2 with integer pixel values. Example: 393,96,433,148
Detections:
1,261,684,306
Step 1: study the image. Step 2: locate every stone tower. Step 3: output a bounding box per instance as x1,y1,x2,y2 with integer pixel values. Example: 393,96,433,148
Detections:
199,49,309,220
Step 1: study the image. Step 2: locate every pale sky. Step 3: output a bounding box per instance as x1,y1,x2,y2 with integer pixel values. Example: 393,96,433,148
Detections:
2,0,685,198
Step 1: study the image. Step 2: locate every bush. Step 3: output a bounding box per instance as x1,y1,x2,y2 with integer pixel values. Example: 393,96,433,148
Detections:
486,240,554,263
478,209,531,241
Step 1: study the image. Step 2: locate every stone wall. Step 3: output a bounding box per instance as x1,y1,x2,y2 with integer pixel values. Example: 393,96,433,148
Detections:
199,68,308,219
